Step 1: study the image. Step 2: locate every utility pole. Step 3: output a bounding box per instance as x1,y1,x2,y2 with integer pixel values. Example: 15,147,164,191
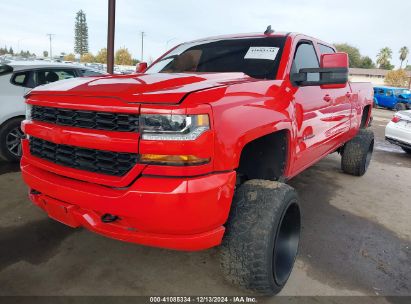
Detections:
141,31,145,62
46,33,55,60
107,0,116,74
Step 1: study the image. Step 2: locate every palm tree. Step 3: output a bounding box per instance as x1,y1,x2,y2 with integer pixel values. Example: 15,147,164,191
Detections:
377,47,393,69
399,46,409,69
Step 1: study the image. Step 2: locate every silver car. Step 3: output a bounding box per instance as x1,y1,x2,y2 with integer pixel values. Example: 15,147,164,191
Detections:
0,61,105,161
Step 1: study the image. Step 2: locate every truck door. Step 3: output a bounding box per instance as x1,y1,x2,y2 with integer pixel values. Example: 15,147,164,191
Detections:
291,41,334,173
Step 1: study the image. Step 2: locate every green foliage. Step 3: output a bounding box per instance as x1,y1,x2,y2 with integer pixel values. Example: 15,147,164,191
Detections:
385,69,409,87
359,56,376,69
405,65,411,71
80,52,95,63
74,10,89,56
399,46,409,68
377,47,394,70
334,43,376,68
115,48,133,65
43,50,49,58
95,48,107,64
63,53,76,61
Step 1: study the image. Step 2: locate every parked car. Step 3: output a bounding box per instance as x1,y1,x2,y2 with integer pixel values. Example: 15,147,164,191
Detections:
21,31,374,295
385,110,411,153
0,62,106,161
373,86,411,111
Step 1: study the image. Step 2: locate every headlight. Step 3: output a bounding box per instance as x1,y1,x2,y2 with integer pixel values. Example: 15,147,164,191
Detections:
140,114,209,141
25,103,32,120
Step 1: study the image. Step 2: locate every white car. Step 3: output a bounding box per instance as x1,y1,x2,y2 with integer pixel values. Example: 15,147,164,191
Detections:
0,61,105,161
385,110,411,154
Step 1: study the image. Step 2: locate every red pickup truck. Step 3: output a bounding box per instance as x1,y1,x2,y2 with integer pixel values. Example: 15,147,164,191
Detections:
21,31,374,295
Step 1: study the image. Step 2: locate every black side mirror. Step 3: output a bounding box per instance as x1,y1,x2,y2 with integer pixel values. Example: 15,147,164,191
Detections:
291,67,348,87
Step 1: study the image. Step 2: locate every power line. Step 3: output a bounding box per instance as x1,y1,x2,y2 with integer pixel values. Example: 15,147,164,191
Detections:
141,31,146,61
46,33,55,59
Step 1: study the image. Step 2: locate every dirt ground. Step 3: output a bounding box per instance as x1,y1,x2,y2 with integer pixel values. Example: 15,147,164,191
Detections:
0,108,410,300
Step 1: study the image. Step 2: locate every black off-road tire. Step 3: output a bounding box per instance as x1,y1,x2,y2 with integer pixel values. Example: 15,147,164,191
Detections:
0,118,24,162
395,103,406,111
402,147,411,154
220,180,301,295
341,129,374,176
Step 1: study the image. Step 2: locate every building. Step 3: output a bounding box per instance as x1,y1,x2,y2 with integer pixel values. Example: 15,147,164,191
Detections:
349,68,411,87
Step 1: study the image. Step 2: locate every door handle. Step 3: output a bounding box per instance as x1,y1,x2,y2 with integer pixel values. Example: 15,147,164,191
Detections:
323,94,332,102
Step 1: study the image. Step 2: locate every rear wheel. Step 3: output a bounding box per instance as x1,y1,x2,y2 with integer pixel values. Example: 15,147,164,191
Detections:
395,103,406,111
0,118,25,162
341,129,374,176
220,180,300,295
402,147,411,154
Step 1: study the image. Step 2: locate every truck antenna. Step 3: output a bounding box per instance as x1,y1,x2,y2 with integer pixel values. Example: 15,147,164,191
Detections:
264,25,274,35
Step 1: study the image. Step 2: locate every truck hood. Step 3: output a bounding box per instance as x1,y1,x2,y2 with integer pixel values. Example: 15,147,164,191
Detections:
398,93,411,100
29,72,255,104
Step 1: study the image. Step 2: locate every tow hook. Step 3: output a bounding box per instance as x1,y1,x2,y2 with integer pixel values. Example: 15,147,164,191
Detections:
101,213,119,223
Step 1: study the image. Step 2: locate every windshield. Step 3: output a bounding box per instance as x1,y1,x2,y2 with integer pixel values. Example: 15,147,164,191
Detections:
395,89,411,96
146,37,286,80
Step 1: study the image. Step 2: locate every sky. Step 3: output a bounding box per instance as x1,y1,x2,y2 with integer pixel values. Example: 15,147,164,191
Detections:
0,0,410,67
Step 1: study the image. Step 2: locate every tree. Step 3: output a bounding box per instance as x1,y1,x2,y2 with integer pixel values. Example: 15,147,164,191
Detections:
334,43,362,68
95,48,107,63
385,69,409,87
74,10,89,56
377,47,394,70
63,53,76,61
399,46,409,69
80,52,95,63
9,47,14,55
43,50,49,58
406,65,411,71
115,48,133,65
359,56,376,69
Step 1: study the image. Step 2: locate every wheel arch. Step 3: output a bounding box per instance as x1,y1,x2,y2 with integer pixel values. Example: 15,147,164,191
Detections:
236,129,291,184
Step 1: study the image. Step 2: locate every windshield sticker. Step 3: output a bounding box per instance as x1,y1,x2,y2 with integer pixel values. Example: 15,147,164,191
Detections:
244,47,279,60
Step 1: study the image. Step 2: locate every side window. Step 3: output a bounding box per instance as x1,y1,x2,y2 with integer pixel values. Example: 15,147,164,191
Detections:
319,44,335,55
11,71,35,88
291,42,320,81
378,89,384,95
36,69,76,86
386,90,393,97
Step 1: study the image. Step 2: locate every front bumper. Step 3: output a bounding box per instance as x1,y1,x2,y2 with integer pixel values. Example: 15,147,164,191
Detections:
21,158,236,251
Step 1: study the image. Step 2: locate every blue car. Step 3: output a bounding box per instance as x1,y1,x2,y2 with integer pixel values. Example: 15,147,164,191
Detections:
374,86,411,111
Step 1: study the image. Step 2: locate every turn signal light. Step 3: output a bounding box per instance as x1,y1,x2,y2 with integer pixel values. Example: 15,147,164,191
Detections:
140,154,210,166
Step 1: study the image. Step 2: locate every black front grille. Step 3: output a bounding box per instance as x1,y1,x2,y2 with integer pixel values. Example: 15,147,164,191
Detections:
31,106,139,132
29,137,138,176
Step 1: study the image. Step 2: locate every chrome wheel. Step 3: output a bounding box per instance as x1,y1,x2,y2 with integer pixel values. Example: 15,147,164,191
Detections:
6,126,25,157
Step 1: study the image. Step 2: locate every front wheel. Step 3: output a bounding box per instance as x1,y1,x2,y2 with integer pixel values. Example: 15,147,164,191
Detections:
220,180,301,295
341,129,374,176
0,118,25,162
395,103,406,111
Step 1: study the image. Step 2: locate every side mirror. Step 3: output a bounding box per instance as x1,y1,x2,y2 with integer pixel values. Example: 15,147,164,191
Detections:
292,52,349,88
136,62,148,73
